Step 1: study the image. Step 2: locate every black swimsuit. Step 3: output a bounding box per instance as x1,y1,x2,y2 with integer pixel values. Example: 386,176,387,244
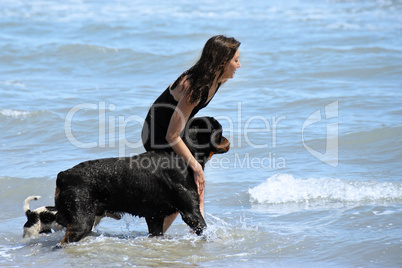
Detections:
141,84,219,152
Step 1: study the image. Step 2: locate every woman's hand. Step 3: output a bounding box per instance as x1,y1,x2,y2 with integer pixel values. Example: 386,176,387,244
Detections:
192,162,205,196
193,162,205,217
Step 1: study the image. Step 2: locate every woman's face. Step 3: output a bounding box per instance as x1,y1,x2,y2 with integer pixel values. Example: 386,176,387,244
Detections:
222,50,241,80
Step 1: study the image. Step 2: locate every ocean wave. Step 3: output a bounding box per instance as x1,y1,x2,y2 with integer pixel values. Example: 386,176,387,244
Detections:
0,108,47,119
2,0,399,24
0,80,26,88
341,126,402,152
54,43,171,64
302,125,402,152
315,46,402,55
55,44,122,59
248,174,402,204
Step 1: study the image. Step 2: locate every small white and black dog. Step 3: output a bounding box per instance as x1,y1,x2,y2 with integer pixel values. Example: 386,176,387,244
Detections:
23,195,121,238
23,196,63,238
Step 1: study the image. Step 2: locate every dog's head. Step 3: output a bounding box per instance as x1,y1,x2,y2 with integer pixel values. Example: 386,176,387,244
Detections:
183,117,230,166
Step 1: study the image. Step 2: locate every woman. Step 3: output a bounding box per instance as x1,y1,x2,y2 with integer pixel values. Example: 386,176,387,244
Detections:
141,35,241,233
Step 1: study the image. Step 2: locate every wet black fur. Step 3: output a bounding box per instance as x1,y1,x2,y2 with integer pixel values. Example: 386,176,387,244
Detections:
55,117,229,244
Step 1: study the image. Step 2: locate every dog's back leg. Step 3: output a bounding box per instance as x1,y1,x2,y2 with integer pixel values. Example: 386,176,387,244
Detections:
145,217,164,236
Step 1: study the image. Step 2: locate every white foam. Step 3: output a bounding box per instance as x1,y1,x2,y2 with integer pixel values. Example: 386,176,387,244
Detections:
0,245,23,263
0,109,44,118
0,109,32,118
248,174,402,204
0,80,26,88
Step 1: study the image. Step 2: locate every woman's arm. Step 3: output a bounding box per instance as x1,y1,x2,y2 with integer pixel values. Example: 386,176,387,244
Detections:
165,96,205,196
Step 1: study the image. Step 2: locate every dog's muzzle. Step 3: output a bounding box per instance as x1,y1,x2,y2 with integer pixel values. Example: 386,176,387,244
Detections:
216,136,230,154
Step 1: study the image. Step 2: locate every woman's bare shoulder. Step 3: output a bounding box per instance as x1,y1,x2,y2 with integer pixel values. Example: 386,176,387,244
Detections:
170,75,192,102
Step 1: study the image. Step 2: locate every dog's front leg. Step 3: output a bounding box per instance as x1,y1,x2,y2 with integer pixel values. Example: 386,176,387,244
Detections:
180,211,206,236
59,212,96,244
145,217,164,236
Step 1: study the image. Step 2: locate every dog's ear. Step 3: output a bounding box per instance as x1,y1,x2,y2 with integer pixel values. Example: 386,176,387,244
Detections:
188,117,221,130
182,126,204,152
183,117,225,153
24,211,39,228
184,117,213,149
187,117,210,130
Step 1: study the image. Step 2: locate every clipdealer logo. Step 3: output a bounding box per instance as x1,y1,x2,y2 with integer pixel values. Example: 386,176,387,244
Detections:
64,101,339,168
302,101,339,167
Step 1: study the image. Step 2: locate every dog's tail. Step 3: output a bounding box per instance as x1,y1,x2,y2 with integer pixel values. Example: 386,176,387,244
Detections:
24,195,41,213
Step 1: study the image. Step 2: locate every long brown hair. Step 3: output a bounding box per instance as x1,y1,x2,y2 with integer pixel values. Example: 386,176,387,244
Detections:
172,35,241,104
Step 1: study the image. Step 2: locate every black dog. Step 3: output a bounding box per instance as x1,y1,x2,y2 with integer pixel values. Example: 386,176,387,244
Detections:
55,117,229,245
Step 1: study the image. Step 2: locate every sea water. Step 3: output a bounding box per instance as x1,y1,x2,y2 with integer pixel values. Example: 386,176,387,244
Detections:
1,0,401,267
